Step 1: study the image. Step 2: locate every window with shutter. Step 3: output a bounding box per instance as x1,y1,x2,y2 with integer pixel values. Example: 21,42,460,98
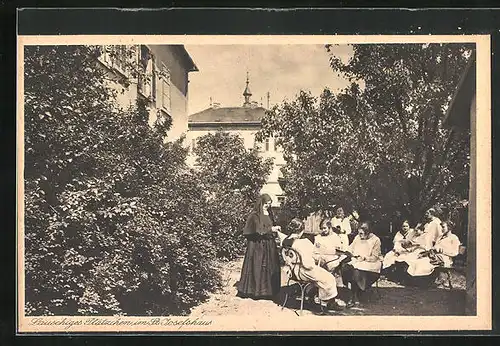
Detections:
159,64,171,114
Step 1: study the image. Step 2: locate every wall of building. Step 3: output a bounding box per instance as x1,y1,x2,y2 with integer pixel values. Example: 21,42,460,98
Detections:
257,137,285,205
168,83,189,141
148,45,191,140
149,45,189,97
99,45,193,141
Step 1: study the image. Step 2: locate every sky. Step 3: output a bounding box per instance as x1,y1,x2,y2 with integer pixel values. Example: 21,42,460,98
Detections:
184,44,353,115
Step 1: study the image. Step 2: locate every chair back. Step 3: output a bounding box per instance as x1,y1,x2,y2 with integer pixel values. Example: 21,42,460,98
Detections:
281,246,306,282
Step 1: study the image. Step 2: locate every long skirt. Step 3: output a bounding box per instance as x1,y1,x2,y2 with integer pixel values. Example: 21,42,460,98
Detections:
384,249,439,277
237,237,281,298
293,264,338,301
382,250,400,269
341,263,380,291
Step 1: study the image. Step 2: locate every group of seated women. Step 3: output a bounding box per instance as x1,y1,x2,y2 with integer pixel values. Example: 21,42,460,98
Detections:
277,207,462,312
382,208,461,286
236,194,461,314
276,216,384,311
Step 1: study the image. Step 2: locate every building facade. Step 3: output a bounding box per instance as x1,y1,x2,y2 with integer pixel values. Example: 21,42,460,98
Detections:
97,44,198,140
186,76,285,207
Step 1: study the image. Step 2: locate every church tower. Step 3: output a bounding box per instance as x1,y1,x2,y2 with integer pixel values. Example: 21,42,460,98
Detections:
243,72,252,107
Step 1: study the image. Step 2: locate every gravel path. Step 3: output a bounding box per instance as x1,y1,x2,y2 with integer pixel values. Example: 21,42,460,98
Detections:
189,257,467,317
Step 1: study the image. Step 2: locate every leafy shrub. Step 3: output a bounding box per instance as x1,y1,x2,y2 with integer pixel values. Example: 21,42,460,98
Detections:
258,43,472,225
193,132,273,260
24,45,220,316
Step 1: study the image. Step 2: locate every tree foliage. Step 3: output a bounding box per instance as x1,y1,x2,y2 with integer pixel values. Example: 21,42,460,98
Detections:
258,43,472,233
193,131,273,259
24,45,221,316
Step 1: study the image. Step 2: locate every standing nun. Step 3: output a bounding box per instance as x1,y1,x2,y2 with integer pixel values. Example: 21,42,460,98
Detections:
237,194,281,300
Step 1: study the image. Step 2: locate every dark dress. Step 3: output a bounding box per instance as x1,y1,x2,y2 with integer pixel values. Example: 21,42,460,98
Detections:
237,213,281,299
340,263,380,291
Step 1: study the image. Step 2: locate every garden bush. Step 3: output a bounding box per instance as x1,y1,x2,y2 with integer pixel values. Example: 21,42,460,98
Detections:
258,43,472,225
24,45,220,316
193,132,273,260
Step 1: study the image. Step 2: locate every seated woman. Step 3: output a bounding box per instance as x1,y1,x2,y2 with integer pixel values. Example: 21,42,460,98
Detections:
406,220,460,277
277,219,345,312
313,219,349,272
382,220,417,272
339,221,382,307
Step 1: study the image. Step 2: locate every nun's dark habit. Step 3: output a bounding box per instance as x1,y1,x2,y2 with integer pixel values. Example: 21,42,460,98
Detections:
237,194,281,299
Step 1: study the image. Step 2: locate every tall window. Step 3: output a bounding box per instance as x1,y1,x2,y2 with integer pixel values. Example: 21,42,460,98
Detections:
159,64,171,113
138,45,154,99
265,138,270,151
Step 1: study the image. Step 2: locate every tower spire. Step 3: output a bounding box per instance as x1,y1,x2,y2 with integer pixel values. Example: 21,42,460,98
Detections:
243,71,252,107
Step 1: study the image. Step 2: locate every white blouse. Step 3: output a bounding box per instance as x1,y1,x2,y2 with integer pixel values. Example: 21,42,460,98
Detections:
349,234,382,273
434,232,460,258
314,233,342,256
393,229,417,253
331,217,352,235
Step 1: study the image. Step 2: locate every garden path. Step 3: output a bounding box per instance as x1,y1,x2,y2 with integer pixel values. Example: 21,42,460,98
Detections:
189,257,467,317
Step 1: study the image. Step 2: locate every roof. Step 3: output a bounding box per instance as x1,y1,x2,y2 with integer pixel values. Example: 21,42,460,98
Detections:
176,45,199,72
443,52,476,129
188,106,267,125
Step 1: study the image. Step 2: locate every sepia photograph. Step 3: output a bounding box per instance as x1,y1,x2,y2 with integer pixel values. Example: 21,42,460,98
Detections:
16,34,491,332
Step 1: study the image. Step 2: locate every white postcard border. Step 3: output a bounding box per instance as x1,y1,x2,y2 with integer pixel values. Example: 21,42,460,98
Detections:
17,34,492,333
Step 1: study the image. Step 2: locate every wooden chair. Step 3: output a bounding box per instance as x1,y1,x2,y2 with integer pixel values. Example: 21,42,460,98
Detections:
281,246,313,315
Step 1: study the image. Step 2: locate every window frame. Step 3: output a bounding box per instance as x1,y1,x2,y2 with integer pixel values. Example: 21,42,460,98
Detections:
159,63,172,114
138,45,154,100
